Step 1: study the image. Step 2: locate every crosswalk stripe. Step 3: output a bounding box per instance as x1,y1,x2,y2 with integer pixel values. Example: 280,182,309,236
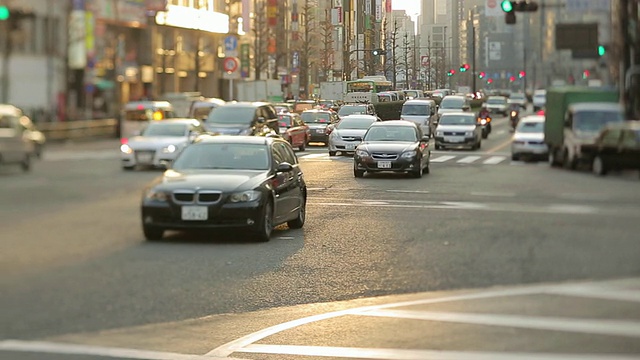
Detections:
457,156,481,164
430,155,456,163
483,156,507,165
301,153,328,159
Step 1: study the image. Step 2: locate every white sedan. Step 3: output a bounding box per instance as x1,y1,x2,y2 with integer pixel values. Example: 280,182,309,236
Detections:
511,115,548,161
120,119,206,170
327,115,380,156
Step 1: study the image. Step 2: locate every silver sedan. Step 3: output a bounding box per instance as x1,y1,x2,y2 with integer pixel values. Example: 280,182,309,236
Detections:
120,119,206,170
327,115,380,156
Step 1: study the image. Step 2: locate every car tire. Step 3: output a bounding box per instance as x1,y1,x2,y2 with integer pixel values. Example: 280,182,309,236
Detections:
329,151,337,156
35,144,43,159
253,201,273,242
481,130,488,139
424,162,430,174
21,154,31,172
123,166,135,171
563,149,576,170
592,156,607,176
298,141,306,151
287,196,306,229
143,225,164,241
353,163,365,178
512,154,519,161
412,163,423,178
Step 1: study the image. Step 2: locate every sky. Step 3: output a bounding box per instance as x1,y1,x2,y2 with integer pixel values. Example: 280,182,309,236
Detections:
392,0,422,17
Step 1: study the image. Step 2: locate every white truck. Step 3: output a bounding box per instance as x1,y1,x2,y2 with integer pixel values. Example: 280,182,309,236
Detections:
319,81,345,101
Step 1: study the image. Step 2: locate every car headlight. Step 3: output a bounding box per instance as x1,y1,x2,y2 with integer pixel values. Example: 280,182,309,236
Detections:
161,144,177,153
229,190,261,203
144,189,168,202
401,151,417,159
465,131,473,137
479,119,487,125
239,128,252,135
120,144,133,154
330,131,340,139
436,131,443,137
355,149,369,157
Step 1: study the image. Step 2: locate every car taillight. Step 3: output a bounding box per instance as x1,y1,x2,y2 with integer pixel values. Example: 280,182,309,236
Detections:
120,138,128,144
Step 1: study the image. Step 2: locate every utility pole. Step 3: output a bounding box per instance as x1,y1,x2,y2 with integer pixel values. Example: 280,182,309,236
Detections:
472,23,476,94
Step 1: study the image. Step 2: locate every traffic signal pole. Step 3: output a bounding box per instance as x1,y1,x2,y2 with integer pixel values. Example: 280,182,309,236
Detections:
472,23,476,94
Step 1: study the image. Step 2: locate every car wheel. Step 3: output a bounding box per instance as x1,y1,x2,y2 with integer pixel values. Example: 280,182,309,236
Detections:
35,144,43,159
353,163,365,178
123,166,135,171
287,196,306,229
592,156,607,176
329,151,337,156
424,162,430,174
481,130,488,139
435,144,441,150
254,201,273,242
512,154,519,161
143,225,164,241
563,149,576,170
412,163,423,178
21,154,31,172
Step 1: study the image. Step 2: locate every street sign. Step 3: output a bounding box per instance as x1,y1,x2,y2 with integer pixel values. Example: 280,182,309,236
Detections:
224,35,237,52
223,57,239,73
421,55,430,67
485,0,502,17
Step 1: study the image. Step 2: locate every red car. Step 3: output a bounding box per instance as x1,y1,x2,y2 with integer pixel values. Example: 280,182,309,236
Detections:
278,113,310,151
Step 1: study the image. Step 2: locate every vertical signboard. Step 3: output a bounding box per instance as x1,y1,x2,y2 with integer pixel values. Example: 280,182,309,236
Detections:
68,0,87,69
485,0,502,17
375,0,382,22
240,43,250,78
242,0,250,33
267,0,277,27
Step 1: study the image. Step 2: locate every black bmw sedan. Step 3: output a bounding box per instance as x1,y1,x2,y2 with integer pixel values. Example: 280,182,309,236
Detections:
140,135,307,242
353,120,431,178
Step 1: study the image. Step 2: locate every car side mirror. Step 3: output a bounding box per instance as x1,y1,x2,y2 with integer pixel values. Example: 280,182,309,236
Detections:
276,162,293,173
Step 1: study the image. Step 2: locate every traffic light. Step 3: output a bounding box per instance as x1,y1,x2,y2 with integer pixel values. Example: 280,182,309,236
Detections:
501,0,513,12
518,71,526,78
582,69,590,79
501,1,539,24
509,75,516,82
447,69,456,77
372,49,386,56
479,71,486,79
487,78,493,84
0,5,9,20
459,64,470,72
598,45,606,56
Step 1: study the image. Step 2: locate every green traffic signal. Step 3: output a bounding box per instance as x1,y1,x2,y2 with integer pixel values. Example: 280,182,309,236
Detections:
598,45,606,56
0,5,9,21
501,0,513,12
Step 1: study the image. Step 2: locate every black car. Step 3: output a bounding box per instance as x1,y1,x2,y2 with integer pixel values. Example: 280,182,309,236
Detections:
582,121,640,176
353,120,431,178
141,135,307,242
203,102,279,136
300,109,340,143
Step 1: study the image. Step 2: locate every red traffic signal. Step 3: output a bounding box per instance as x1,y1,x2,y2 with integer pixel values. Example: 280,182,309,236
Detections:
487,78,493,84
518,71,526,78
479,71,486,79
509,76,516,82
582,69,590,79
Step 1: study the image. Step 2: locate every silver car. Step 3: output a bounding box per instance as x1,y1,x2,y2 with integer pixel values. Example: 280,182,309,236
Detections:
434,112,482,150
511,115,548,161
120,119,206,170
328,115,380,156
485,96,509,116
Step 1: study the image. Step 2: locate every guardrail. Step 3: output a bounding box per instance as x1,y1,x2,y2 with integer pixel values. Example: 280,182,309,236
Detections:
37,119,118,141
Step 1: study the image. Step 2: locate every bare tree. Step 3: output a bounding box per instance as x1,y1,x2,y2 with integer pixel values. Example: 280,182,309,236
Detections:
317,8,335,82
251,0,269,80
298,0,318,97
383,18,400,89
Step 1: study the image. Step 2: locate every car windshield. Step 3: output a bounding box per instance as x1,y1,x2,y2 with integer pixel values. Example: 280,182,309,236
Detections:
487,98,506,104
191,106,215,120
574,110,624,132
338,106,367,116
365,126,418,142
439,115,476,125
172,143,270,170
206,106,255,124
141,123,187,137
517,121,544,133
511,94,525,100
440,98,464,109
301,112,331,123
336,117,376,129
402,104,430,116
278,115,292,127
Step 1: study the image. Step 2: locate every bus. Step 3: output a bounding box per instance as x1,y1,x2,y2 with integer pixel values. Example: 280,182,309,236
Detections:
344,76,393,103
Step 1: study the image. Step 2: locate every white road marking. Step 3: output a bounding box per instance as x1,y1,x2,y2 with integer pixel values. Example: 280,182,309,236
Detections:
235,344,640,360
361,310,640,338
300,153,329,159
362,201,390,205
457,155,481,164
386,190,430,194
0,340,229,360
483,155,507,165
548,204,598,214
430,155,456,163
470,191,517,197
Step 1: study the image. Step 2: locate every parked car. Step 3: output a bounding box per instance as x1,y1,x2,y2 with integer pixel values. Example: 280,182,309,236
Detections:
120,119,206,170
485,96,509,116
140,135,307,242
328,114,380,156
582,121,640,176
353,120,431,178
278,113,309,151
203,102,279,136
301,109,340,144
511,115,548,161
0,104,34,172
434,112,482,150
188,98,225,121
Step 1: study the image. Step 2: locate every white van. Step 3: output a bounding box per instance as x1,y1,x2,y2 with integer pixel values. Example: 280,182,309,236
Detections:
533,89,546,112
400,99,437,137
0,104,33,172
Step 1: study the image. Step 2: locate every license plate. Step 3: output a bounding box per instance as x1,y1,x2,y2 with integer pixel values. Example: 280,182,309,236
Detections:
316,129,324,133
448,136,464,143
377,161,392,169
181,206,208,221
136,152,153,163
346,143,356,150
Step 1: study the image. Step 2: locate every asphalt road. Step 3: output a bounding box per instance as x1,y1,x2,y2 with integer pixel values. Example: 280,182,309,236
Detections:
1,112,639,359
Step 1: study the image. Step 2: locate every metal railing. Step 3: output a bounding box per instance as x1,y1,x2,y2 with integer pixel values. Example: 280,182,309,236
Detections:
37,119,118,141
